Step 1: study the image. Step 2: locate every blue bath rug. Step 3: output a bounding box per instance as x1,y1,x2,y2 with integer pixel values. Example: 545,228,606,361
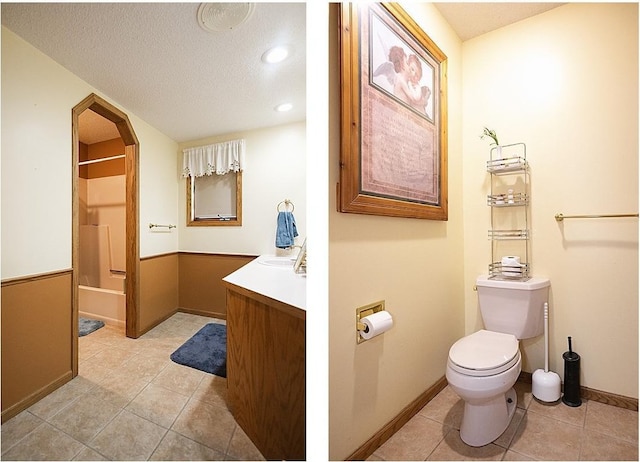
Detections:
79,317,105,337
170,323,227,378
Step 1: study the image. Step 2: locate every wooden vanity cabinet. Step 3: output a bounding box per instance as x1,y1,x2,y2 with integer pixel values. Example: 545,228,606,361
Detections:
224,283,306,460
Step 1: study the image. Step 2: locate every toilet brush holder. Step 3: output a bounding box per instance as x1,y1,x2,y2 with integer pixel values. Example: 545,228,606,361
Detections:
562,336,582,407
532,302,561,402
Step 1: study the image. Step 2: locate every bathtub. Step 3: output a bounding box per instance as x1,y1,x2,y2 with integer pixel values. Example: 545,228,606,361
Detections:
79,285,125,328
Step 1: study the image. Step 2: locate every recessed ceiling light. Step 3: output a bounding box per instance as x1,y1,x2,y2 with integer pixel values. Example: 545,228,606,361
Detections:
275,103,293,112
262,46,290,64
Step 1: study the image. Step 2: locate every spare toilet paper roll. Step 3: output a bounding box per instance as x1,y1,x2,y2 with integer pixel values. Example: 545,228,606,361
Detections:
501,256,521,266
360,311,393,340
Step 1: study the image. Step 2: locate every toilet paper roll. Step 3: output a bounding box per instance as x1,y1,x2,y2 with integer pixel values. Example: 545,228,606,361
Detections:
501,256,521,266
360,311,393,340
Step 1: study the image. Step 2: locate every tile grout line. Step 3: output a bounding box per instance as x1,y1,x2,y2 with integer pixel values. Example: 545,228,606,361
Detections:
0,411,47,457
144,424,170,461
505,406,528,457
225,423,240,460
80,330,167,460
40,419,94,461
4,314,257,461
425,423,454,461
82,407,127,459
576,399,588,460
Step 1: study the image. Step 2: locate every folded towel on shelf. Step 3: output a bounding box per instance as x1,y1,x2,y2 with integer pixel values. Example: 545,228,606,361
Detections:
275,211,298,249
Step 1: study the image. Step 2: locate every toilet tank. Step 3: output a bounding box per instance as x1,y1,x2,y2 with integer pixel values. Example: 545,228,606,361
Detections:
476,276,550,339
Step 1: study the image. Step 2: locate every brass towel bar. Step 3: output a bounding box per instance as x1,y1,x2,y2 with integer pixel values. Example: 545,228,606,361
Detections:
555,213,639,222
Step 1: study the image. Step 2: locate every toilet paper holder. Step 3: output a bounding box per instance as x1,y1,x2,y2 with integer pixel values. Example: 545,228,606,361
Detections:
356,300,385,344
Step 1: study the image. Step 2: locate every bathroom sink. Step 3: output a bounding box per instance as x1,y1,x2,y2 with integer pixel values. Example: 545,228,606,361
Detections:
257,256,294,267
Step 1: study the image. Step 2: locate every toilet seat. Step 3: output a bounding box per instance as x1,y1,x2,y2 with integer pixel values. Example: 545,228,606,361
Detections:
448,330,519,377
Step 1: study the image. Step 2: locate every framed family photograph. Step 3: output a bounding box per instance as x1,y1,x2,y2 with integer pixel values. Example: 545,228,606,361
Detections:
338,3,448,220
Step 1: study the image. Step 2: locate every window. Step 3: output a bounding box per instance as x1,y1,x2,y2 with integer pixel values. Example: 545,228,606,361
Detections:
187,172,242,226
182,139,245,227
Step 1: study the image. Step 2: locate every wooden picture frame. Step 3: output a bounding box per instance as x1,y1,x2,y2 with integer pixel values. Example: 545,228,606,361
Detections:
338,3,448,220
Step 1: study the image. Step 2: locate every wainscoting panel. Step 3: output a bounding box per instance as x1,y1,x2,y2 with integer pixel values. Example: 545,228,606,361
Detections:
140,253,179,334
178,252,255,319
1,270,73,422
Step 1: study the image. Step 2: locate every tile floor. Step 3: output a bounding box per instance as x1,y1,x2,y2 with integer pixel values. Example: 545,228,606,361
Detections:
369,381,638,461
3,314,638,462
1,313,265,461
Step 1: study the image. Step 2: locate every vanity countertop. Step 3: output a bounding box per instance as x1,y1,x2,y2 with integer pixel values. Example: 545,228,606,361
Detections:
222,255,306,312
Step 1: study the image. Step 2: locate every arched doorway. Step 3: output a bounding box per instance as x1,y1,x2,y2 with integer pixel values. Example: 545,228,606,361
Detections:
71,93,140,376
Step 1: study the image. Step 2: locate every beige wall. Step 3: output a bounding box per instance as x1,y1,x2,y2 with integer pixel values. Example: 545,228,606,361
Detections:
1,26,180,279
328,4,465,460
462,3,638,398
1,21,306,419
329,2,638,458
1,25,180,415
178,122,307,256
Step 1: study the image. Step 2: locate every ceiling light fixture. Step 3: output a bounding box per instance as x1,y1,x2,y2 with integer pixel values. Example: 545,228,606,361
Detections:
262,46,290,64
197,3,255,33
275,103,293,112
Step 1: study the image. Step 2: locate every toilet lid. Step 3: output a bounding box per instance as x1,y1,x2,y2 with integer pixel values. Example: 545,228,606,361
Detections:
449,330,519,376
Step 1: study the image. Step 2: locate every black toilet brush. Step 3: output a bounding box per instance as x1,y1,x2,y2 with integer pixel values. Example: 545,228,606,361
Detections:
562,336,582,407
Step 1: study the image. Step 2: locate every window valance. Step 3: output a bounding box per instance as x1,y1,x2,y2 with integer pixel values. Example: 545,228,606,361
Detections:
182,138,245,178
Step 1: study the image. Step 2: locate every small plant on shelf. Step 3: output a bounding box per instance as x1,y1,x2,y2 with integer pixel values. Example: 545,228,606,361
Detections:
480,127,499,146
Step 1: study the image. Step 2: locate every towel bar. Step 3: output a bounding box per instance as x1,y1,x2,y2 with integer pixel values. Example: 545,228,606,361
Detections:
555,213,639,222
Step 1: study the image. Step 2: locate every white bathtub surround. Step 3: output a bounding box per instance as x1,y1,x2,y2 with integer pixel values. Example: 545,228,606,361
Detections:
78,225,125,291
78,222,126,326
79,285,125,328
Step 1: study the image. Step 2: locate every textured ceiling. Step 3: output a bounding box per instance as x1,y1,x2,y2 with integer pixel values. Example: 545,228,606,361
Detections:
2,3,563,144
1,2,306,143
434,2,563,41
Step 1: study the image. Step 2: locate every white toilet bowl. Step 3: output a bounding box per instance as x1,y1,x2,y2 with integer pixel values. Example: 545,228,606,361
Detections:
446,329,522,447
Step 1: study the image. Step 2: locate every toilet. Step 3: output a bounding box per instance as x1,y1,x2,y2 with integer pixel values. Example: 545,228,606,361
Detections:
446,275,550,447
